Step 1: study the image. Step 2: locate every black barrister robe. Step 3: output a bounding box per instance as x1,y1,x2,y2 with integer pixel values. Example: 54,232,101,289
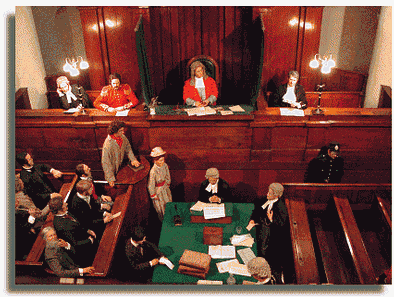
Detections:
198,178,231,203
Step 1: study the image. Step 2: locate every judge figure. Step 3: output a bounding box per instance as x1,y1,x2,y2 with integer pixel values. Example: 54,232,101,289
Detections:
183,61,218,107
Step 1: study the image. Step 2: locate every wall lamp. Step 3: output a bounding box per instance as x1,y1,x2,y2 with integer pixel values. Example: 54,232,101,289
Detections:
63,56,89,77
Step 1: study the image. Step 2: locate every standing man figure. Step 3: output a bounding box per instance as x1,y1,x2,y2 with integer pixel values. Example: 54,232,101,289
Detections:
16,152,63,209
101,120,141,187
93,73,139,112
42,226,95,277
273,70,307,109
247,183,288,283
304,141,344,183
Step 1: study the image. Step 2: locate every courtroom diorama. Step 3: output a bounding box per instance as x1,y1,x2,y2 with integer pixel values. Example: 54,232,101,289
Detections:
11,5,391,289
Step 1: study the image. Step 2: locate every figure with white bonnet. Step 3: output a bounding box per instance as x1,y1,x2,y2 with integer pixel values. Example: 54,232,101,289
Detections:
247,183,289,283
148,147,172,221
243,257,276,285
198,168,231,203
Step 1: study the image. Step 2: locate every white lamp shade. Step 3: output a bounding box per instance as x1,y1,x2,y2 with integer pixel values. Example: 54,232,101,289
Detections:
309,59,319,68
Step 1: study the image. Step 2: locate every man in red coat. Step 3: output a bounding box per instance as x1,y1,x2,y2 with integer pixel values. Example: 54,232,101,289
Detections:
94,73,139,112
183,61,218,107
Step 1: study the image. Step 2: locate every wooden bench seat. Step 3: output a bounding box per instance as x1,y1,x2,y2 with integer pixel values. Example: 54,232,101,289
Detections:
285,197,319,284
333,195,376,284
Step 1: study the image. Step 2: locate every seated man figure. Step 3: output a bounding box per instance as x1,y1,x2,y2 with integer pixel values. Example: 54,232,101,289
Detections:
69,180,114,240
42,226,95,277
16,152,63,210
93,73,139,112
304,141,344,183
125,226,168,283
272,70,307,109
102,120,141,187
75,163,113,208
247,183,288,283
183,61,218,107
198,168,231,203
49,195,97,267
56,76,91,109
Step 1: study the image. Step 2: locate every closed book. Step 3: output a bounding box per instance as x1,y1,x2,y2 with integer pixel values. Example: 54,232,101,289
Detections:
178,249,211,271
177,264,208,279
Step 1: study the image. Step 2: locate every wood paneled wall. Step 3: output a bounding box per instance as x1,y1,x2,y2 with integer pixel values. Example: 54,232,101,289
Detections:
78,6,331,106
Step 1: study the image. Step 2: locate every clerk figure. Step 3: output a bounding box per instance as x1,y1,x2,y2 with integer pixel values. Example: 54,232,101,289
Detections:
272,70,307,109
198,168,231,203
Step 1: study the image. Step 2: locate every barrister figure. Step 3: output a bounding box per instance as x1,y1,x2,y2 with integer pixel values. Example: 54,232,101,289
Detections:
198,168,231,203
56,76,91,109
147,147,172,221
247,183,288,283
304,141,344,183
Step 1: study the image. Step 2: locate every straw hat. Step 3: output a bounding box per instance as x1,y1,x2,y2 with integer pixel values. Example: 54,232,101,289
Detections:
150,147,166,158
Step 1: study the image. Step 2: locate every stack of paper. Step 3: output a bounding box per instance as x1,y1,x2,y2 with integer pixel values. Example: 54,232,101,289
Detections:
190,201,209,212
230,234,254,247
186,106,217,116
203,203,225,220
208,245,236,259
220,110,234,115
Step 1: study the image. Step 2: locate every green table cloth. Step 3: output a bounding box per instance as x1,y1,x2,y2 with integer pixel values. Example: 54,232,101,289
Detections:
152,202,258,284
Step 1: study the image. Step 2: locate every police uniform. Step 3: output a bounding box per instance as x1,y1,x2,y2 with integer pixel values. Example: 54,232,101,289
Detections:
305,142,344,183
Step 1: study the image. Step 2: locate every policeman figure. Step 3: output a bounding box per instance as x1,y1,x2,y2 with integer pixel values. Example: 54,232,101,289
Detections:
305,141,344,183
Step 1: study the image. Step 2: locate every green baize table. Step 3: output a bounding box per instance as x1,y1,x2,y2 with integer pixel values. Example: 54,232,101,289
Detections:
152,202,258,284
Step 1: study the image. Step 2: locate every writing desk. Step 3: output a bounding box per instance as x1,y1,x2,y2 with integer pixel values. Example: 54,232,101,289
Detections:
152,202,258,284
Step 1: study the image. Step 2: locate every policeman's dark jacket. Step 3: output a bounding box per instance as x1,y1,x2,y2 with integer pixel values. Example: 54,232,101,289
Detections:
304,149,344,183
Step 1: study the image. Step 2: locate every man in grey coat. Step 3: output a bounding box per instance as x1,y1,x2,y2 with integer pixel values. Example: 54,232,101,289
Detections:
42,226,95,277
101,120,141,187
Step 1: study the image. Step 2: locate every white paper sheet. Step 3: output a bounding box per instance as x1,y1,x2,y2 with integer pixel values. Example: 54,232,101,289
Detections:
216,259,240,273
229,105,245,112
116,109,130,116
159,257,174,270
280,108,305,116
203,203,225,219
237,248,256,265
228,263,251,277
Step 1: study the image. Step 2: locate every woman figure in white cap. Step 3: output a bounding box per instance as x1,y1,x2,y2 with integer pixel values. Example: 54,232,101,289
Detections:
148,147,172,221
